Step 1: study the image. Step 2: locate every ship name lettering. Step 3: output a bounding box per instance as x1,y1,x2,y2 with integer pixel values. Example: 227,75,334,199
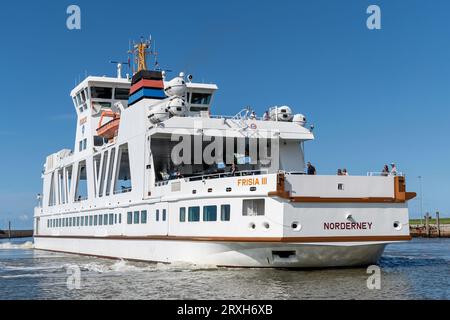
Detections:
237,177,267,187
324,222,373,230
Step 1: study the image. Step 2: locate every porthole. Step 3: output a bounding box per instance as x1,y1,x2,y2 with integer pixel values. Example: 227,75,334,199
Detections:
263,222,270,230
393,221,402,231
249,222,256,230
291,222,302,231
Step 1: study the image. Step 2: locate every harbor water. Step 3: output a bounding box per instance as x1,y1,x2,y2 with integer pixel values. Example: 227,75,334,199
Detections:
0,237,449,300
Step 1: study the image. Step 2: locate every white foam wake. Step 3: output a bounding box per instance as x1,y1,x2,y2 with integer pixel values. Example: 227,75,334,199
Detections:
0,241,34,250
75,259,218,274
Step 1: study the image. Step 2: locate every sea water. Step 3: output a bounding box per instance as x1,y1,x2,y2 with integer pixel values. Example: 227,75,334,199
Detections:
0,237,449,300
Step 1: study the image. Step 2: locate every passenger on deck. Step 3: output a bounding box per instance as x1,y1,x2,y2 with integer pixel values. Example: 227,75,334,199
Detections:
250,111,257,120
390,163,397,176
307,162,317,175
381,165,389,176
231,163,238,176
263,111,270,121
342,169,348,176
176,170,184,179
337,169,343,176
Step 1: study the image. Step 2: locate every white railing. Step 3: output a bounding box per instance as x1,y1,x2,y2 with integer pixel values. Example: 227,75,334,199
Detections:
155,181,169,187
154,169,269,187
367,172,404,177
113,187,132,195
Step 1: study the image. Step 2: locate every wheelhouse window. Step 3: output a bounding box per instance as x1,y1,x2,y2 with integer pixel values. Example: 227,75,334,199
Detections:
188,207,200,222
91,87,113,99
191,93,211,105
114,88,129,100
203,206,217,222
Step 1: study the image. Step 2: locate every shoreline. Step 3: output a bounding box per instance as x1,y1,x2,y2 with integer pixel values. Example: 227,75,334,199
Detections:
409,224,450,238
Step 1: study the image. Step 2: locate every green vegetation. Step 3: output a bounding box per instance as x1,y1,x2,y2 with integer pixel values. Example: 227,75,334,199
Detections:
410,218,450,225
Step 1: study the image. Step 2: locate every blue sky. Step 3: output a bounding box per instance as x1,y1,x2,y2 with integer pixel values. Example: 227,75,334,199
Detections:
0,0,449,228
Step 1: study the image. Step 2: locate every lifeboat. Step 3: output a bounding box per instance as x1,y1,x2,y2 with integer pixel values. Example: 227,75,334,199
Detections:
96,110,120,140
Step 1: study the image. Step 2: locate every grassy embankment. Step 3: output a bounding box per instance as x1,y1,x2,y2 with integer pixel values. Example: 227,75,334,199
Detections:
410,218,450,225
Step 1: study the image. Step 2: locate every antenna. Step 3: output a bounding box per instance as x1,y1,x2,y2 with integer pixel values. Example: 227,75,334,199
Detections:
126,36,163,75
110,60,130,79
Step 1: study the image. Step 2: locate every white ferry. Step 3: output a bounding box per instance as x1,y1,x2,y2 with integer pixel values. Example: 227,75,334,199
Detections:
34,39,416,268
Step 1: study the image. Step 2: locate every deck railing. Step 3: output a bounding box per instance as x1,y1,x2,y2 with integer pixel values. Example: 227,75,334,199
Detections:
154,169,269,187
367,172,404,177
113,187,132,195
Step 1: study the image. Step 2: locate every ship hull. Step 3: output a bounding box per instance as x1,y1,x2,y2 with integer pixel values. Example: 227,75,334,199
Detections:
34,236,388,268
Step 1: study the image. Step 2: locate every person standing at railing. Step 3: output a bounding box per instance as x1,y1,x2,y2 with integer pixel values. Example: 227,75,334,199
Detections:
390,163,398,176
337,169,343,176
381,165,389,177
231,163,238,176
342,169,348,176
307,162,317,175
263,111,270,121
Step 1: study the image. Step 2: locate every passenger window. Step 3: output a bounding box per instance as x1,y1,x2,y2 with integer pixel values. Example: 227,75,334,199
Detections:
203,206,217,222
242,199,265,216
141,210,147,224
163,209,167,221
156,209,160,222
127,212,132,224
221,205,231,221
188,207,200,222
134,211,140,224
179,208,186,222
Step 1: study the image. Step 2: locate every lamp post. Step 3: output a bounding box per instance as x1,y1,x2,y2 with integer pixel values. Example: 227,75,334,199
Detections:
418,176,423,225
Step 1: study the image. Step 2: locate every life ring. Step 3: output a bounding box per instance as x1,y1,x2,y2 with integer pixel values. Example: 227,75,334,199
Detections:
250,123,257,130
